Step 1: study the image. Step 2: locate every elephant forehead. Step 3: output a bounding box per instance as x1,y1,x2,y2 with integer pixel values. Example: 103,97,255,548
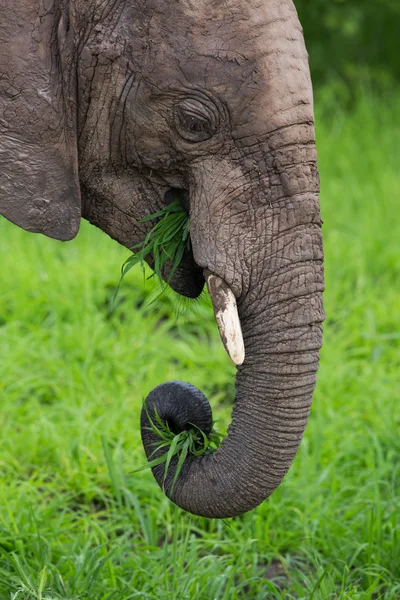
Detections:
148,0,301,69
138,0,312,135
179,0,297,29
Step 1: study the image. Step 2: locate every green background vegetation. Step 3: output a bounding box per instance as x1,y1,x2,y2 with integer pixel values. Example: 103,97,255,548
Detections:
295,0,400,97
1,5,400,598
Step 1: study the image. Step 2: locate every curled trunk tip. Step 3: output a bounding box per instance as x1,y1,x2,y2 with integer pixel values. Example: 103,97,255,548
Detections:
140,381,214,505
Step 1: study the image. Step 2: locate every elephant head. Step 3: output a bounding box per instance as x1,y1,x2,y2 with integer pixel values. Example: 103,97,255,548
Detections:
0,0,325,517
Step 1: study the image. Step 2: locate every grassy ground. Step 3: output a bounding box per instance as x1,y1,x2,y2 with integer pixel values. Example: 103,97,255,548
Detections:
0,95,399,599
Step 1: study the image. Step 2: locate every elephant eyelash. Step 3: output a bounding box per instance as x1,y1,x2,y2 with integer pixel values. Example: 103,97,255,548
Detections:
174,100,217,142
178,111,213,137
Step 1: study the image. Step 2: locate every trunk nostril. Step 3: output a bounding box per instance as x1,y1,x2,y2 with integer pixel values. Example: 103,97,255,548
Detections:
163,188,190,214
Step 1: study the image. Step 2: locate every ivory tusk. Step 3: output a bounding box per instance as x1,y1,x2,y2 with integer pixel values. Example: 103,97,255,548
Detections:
205,270,245,366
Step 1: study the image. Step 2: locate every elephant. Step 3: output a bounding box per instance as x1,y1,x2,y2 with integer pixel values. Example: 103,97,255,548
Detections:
0,0,325,518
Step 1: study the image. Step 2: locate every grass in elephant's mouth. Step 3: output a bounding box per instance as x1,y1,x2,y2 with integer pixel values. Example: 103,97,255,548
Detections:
135,406,222,495
118,198,190,296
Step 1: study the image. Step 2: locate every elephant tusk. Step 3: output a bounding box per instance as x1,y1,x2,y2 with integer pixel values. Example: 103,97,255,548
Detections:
204,270,245,366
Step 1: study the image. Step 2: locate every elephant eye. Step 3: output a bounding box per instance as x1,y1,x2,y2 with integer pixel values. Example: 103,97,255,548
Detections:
175,99,217,142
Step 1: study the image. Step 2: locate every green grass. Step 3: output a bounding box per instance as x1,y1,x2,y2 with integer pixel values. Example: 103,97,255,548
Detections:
136,405,222,495
0,94,399,599
119,197,190,294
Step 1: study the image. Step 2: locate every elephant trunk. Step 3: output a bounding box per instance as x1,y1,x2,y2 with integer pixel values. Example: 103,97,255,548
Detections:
141,216,324,518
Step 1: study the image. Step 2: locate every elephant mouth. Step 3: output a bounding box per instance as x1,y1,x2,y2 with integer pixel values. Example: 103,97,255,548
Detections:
160,188,205,299
167,250,205,298
160,189,245,365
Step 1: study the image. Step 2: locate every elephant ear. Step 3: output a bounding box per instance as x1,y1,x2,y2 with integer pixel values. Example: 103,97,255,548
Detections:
0,2,80,241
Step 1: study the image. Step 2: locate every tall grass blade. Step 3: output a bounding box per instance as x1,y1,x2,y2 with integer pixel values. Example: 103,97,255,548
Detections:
101,436,122,507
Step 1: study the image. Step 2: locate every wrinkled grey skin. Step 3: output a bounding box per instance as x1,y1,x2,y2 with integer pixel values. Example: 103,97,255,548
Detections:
0,0,325,518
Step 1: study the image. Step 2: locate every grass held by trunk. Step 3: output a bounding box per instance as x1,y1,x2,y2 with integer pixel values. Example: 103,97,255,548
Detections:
136,405,222,495
0,95,399,598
